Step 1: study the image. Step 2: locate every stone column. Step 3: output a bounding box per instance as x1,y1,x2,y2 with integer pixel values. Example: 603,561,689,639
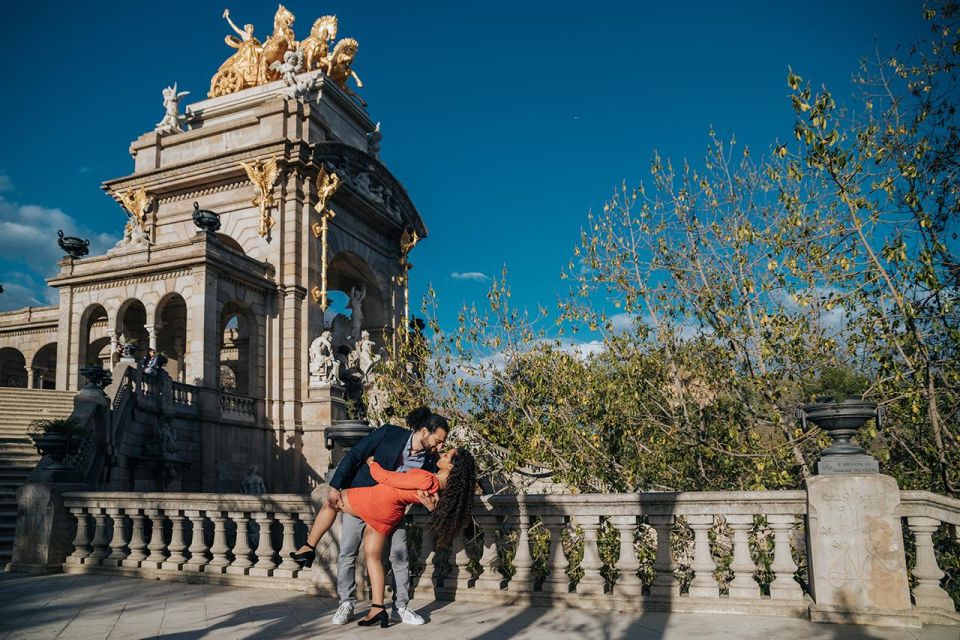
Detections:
24,367,34,389
806,474,916,626
687,515,719,598
144,324,159,350
648,515,679,598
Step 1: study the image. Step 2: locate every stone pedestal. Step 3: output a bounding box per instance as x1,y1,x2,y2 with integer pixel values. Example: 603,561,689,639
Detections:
299,385,346,491
7,482,91,574
805,474,918,627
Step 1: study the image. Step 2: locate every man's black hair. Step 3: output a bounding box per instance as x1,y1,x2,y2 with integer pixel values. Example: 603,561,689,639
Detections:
405,406,432,429
423,412,449,435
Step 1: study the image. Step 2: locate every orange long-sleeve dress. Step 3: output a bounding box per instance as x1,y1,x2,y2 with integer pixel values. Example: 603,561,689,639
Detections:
344,461,440,536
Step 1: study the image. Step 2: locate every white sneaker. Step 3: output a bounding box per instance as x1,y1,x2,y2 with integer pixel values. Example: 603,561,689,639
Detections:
396,606,425,625
331,602,354,625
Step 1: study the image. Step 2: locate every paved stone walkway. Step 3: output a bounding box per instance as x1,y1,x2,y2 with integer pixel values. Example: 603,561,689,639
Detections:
0,572,956,639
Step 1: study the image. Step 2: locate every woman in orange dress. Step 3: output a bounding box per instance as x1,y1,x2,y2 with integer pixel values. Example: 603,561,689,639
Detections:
290,447,477,628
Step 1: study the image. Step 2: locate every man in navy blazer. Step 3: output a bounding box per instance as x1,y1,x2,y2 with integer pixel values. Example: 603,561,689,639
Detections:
326,408,448,625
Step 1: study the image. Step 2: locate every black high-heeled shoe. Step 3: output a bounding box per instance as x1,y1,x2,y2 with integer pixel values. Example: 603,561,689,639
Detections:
289,541,316,567
356,604,388,628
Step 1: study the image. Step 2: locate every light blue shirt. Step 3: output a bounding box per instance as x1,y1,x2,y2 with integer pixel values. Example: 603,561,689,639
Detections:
395,432,426,473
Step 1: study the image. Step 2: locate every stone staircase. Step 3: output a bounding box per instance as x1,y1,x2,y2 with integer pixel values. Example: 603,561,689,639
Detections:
0,388,76,570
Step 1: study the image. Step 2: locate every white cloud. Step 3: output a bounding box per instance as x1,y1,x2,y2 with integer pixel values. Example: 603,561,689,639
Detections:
0,195,118,273
610,312,638,333
451,272,491,282
0,173,12,192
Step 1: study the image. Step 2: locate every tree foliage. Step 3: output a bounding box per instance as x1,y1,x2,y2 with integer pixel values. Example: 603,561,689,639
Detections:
375,3,960,498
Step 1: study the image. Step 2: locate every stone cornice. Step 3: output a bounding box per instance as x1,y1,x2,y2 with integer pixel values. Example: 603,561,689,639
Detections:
0,325,59,337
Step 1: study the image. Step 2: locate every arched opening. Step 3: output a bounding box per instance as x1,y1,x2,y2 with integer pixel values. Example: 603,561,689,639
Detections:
79,304,110,370
219,301,255,396
117,299,148,362
327,251,386,346
31,343,57,389
0,348,27,388
156,293,188,383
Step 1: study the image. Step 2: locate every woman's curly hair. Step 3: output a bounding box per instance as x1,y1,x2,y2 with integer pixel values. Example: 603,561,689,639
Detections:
430,447,477,548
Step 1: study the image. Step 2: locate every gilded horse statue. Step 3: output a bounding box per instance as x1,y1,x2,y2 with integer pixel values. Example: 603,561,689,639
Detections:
301,15,338,72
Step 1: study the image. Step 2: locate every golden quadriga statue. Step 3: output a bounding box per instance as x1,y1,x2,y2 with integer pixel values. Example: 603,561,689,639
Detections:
208,6,364,106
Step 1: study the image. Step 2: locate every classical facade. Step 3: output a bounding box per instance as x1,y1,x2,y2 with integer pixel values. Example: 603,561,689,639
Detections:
0,18,424,492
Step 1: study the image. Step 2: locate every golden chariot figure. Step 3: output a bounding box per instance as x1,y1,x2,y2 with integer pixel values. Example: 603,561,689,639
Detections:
207,6,366,106
209,5,297,98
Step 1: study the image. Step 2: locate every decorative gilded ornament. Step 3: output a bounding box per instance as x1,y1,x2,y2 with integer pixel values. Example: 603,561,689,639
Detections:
115,186,154,234
239,156,281,238
397,227,420,337
301,15,338,72
313,166,341,310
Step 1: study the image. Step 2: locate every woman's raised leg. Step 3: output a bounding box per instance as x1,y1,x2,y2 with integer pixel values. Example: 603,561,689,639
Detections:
294,501,338,554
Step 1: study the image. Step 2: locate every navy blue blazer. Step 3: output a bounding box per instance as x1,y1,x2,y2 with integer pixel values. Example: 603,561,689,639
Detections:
329,424,439,490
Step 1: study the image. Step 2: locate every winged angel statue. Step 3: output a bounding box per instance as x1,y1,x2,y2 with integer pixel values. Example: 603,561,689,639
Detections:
240,157,281,238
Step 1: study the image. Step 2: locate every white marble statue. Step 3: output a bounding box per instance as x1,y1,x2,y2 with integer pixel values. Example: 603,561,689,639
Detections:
349,286,365,339
269,49,310,98
349,329,381,386
367,122,382,156
155,84,190,134
309,330,341,385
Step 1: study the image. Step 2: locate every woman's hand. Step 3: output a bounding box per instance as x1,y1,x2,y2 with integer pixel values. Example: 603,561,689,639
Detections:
366,456,375,466
416,490,439,512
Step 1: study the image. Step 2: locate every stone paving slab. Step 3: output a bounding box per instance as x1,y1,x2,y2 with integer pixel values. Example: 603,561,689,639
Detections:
0,572,955,640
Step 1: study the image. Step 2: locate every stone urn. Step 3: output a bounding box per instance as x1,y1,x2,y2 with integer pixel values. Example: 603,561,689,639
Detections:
798,397,882,474
325,420,374,473
30,431,74,467
79,365,112,390
192,202,221,232
57,229,90,259
121,342,137,359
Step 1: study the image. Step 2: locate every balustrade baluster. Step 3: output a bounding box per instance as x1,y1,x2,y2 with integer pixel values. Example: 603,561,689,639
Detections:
726,515,759,599
767,515,802,600
508,514,534,592
105,507,129,566
207,513,231,573
648,515,679,598
161,510,188,569
226,512,253,574
687,514,719,598
184,510,210,572
124,509,147,567
907,516,955,611
474,514,504,591
540,515,568,594
88,508,110,562
275,514,301,577
143,509,167,568
250,512,277,575
612,515,643,596
416,515,438,589
66,507,91,565
575,515,606,596
443,529,472,591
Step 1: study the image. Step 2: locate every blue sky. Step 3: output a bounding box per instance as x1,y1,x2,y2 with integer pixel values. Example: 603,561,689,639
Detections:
0,1,930,334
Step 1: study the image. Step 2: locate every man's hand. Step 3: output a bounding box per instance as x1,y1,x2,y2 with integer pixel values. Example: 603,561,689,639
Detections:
416,490,439,512
326,487,343,510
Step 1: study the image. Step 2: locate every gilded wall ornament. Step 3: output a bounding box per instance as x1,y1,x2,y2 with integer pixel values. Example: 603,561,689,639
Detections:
314,166,341,310
239,157,281,238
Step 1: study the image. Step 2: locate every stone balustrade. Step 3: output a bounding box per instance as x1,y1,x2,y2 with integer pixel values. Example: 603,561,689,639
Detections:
56,488,960,623
170,382,196,407
219,393,257,421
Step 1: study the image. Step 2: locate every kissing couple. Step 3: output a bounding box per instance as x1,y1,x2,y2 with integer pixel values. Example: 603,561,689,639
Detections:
290,406,477,628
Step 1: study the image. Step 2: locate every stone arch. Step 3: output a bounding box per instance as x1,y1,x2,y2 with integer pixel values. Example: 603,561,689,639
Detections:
219,300,257,396
0,347,27,388
155,292,188,382
78,303,110,370
30,342,57,389
116,298,148,361
328,250,386,343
